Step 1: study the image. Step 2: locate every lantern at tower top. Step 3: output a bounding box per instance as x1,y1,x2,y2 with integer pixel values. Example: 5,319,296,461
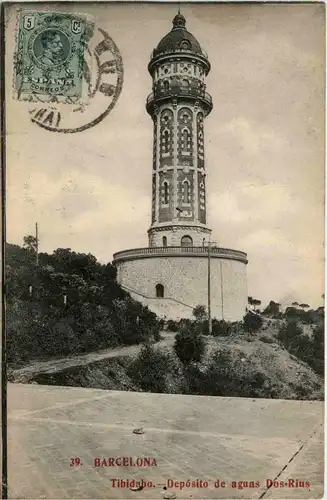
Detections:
149,12,210,74
146,12,212,117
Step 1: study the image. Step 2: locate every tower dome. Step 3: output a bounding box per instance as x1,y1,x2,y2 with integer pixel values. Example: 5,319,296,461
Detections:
153,13,204,58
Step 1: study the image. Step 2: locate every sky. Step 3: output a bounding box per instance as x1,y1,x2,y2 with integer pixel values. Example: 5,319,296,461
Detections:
5,2,325,308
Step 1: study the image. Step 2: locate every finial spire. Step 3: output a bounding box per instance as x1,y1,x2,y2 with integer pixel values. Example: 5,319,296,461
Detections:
172,10,186,29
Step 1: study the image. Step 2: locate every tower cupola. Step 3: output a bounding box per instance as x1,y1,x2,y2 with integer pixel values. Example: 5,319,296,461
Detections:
151,12,205,59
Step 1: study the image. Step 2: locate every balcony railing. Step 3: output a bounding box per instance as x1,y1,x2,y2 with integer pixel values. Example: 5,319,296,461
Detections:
113,246,248,264
150,48,209,61
146,89,212,113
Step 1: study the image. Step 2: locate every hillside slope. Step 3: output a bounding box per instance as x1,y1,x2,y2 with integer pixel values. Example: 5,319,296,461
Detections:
27,333,323,401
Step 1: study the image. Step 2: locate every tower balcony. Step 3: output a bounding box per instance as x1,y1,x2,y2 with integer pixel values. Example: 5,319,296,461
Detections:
146,87,213,116
113,246,248,265
148,49,211,76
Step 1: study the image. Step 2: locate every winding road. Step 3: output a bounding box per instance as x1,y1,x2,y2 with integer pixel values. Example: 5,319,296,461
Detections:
9,332,176,381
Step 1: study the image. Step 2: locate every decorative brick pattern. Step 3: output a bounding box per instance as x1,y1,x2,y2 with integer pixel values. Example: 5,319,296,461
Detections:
160,109,174,164
198,171,206,224
158,170,173,223
197,112,204,169
152,117,157,171
177,171,194,220
148,225,211,248
177,107,193,164
151,174,156,223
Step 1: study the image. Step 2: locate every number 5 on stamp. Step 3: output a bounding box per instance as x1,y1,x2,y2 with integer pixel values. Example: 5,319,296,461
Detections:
14,11,90,103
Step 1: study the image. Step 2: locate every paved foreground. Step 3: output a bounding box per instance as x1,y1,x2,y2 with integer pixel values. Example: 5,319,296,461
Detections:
8,384,323,500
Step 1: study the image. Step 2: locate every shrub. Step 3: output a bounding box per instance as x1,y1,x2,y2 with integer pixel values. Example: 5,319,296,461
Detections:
276,321,302,350
166,319,179,332
174,327,205,365
184,349,269,398
212,319,231,336
263,301,281,317
192,305,207,322
276,321,324,376
243,312,263,333
178,318,193,329
259,335,274,344
127,345,178,393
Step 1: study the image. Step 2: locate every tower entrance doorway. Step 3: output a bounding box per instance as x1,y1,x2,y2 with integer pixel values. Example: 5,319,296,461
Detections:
156,284,164,298
181,235,193,247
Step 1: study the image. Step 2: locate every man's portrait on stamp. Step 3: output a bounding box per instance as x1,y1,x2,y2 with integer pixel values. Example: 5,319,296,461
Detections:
33,29,70,67
2,2,325,500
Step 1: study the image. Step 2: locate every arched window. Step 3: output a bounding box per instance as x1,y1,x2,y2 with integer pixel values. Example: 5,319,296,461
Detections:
162,236,167,247
181,79,189,92
181,235,193,247
182,128,189,145
162,130,169,153
156,284,164,298
163,181,169,204
182,180,190,204
163,80,169,93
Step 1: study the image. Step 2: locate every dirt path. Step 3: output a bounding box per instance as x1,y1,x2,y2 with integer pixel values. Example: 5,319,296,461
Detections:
10,332,176,380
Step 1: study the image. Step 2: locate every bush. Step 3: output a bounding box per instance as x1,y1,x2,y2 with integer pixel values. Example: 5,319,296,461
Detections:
212,319,231,336
276,321,302,350
178,318,193,329
183,349,270,398
192,305,207,322
243,312,263,333
259,335,274,344
127,345,179,393
276,321,324,376
174,327,205,365
166,319,179,332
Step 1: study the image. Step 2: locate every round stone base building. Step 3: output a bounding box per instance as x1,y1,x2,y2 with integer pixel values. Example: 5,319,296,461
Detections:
113,13,248,321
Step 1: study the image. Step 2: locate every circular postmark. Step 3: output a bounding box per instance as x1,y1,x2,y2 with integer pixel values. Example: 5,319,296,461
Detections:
28,27,124,133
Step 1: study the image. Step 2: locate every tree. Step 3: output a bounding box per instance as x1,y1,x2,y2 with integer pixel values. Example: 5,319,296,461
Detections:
299,303,310,310
263,300,281,317
192,304,207,322
292,302,299,306
243,311,263,333
248,297,254,309
23,235,37,252
252,299,262,311
6,241,161,364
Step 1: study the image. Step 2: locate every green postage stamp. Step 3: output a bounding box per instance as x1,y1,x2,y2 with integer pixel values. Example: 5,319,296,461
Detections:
14,11,89,102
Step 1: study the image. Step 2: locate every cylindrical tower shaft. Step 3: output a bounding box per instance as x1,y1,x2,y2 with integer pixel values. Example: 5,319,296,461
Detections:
146,13,213,248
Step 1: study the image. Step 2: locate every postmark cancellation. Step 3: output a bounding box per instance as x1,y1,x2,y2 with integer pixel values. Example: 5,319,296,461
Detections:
14,11,92,103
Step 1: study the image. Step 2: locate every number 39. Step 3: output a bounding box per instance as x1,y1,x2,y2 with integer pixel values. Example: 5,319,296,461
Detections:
70,457,81,467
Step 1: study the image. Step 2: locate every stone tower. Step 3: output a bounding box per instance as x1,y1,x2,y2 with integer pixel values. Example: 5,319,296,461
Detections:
113,12,248,322
146,12,213,248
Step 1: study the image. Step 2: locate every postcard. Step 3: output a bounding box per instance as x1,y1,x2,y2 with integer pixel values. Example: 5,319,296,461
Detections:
3,2,325,499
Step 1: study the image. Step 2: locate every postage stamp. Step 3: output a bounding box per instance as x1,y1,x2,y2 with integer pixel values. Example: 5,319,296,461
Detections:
14,11,91,103
28,26,124,133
